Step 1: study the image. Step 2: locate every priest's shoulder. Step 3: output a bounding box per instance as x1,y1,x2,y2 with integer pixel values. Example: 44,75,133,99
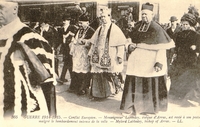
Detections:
134,21,143,27
151,21,165,30
111,23,125,33
112,23,122,29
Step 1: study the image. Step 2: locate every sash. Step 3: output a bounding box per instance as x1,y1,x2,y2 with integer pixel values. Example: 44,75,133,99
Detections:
91,24,112,69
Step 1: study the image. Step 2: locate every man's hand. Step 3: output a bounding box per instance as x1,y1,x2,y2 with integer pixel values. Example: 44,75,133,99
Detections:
172,53,177,59
154,66,162,72
128,43,136,53
117,57,122,64
190,45,196,50
154,62,163,72
170,54,177,65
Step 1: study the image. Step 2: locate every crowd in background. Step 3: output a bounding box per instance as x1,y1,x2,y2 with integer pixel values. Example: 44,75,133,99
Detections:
24,2,200,115
1,0,200,119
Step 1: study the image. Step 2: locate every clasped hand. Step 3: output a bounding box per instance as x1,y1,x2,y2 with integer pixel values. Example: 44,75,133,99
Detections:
128,43,137,53
117,57,122,64
154,62,163,72
154,66,162,72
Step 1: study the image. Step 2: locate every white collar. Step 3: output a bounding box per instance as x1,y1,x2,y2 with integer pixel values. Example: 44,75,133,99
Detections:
45,25,50,31
102,22,111,28
41,25,50,32
0,17,26,40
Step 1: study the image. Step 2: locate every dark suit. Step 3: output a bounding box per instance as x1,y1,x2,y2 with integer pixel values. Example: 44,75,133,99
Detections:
35,26,59,115
57,25,78,84
166,26,182,42
166,27,179,67
35,26,60,75
72,26,95,94
166,27,176,40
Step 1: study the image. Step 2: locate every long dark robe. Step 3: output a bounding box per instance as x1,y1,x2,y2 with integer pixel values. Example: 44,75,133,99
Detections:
90,73,115,98
120,21,173,115
58,25,78,82
169,30,200,105
120,76,168,114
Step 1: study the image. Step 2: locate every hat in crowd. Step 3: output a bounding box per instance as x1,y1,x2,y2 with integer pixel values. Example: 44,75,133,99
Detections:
79,15,89,22
181,13,197,26
62,14,71,21
141,2,154,11
39,19,50,25
188,5,199,19
181,5,199,27
170,16,178,22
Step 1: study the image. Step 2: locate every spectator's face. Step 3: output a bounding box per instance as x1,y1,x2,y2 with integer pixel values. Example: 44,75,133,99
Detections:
79,21,89,29
141,10,153,23
0,2,18,25
40,22,49,31
40,22,45,28
181,21,190,30
171,21,177,27
63,20,70,26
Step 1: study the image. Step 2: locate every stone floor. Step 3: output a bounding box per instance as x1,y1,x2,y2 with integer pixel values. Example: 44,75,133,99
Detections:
2,60,200,127
54,60,200,127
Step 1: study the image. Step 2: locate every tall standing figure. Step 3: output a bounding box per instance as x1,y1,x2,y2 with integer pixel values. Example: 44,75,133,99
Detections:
70,15,95,95
166,16,179,40
88,8,126,100
57,14,78,87
169,6,200,106
35,21,60,80
0,0,56,119
120,2,175,115
165,16,180,68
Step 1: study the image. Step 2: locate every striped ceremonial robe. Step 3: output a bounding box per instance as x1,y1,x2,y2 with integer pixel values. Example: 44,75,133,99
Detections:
0,18,54,118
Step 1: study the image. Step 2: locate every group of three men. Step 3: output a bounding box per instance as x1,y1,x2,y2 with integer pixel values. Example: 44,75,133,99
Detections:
0,0,174,119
